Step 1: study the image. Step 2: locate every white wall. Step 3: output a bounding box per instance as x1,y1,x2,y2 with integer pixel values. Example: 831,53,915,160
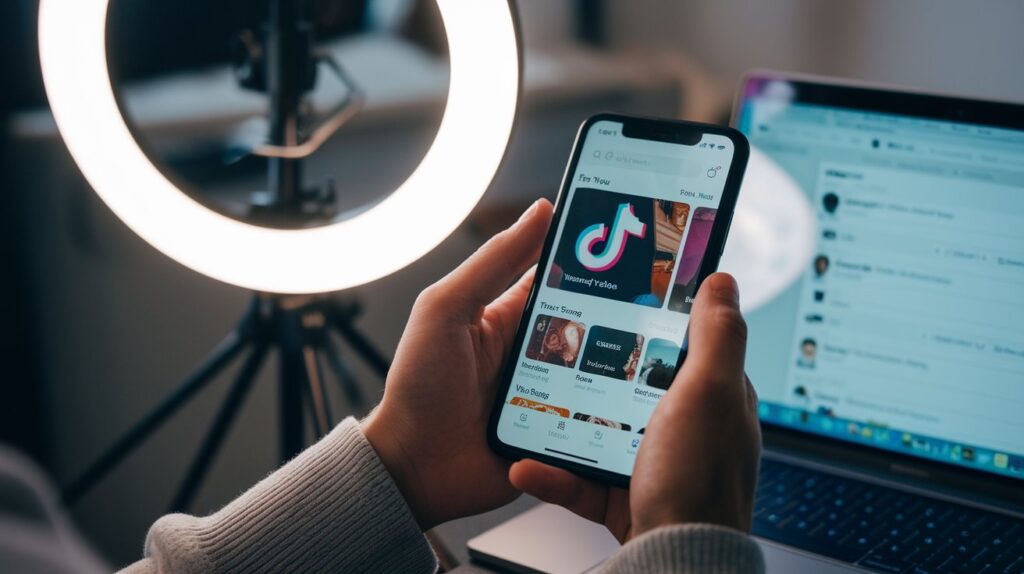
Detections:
516,0,574,48
607,0,1024,103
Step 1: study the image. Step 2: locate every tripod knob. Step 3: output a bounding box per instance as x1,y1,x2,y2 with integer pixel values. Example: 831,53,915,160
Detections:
233,29,266,92
233,21,318,95
301,179,337,219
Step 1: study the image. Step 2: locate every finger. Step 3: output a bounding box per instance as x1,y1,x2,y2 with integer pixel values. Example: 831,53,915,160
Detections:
678,273,747,387
509,460,610,525
430,200,553,317
744,374,759,414
487,265,538,349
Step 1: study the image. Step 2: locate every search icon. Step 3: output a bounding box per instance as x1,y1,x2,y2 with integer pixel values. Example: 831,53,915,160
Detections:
592,150,602,159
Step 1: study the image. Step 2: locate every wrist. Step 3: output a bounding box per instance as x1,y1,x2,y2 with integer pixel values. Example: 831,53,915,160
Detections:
633,503,749,537
361,411,437,530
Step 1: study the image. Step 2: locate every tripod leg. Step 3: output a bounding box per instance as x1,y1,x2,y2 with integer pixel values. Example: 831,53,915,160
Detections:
320,337,366,411
325,303,391,379
62,318,255,505
277,313,308,464
168,342,269,513
302,346,332,437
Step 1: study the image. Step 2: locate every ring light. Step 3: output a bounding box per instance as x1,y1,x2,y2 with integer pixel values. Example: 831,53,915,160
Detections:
39,0,520,294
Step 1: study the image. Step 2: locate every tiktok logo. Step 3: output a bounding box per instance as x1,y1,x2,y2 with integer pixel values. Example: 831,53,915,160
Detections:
575,203,647,271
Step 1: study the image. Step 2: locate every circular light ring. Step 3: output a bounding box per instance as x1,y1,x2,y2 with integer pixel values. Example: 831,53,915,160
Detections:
39,0,520,294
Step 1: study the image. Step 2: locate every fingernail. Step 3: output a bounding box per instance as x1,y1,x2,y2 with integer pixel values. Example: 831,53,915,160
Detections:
517,200,539,223
714,274,740,306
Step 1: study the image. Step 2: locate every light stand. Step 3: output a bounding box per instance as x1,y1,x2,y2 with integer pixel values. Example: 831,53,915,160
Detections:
61,0,391,513
62,296,390,509
42,0,519,566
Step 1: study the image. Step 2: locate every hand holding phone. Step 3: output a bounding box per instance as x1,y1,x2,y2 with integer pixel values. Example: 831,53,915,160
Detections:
361,199,555,529
488,114,750,485
509,273,761,542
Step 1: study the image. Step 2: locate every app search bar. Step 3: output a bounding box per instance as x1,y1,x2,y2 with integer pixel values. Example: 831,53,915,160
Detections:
584,149,702,178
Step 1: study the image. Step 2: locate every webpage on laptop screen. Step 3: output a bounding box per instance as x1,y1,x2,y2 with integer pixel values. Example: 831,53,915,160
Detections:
738,94,1024,479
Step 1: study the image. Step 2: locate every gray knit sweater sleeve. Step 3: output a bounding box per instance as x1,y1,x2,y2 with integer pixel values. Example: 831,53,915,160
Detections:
118,417,762,574
119,418,436,574
601,523,765,574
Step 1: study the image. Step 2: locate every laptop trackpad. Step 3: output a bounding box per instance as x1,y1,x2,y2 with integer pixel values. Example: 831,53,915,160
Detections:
468,503,620,573
757,539,864,573
468,503,865,573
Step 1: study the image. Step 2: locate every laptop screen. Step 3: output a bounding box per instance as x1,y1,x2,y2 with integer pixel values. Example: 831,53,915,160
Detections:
734,76,1024,480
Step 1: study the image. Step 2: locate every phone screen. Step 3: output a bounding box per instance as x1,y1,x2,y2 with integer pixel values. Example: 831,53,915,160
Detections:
492,118,742,478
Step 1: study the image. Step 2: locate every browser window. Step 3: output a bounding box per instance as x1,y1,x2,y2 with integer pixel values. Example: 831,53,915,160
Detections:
738,91,1024,479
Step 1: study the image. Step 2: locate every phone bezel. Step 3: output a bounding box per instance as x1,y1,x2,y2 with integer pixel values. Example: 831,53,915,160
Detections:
487,112,750,487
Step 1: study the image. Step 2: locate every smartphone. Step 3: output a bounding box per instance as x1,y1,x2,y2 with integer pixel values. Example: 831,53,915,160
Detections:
487,113,749,486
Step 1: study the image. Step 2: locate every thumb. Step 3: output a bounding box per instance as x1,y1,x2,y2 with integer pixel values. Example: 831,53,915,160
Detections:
429,199,553,317
676,273,748,389
508,460,611,525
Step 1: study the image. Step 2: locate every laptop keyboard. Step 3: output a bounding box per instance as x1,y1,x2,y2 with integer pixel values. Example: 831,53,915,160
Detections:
753,458,1024,573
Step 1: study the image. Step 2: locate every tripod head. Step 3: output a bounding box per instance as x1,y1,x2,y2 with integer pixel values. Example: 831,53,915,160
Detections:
232,0,318,96
231,0,363,226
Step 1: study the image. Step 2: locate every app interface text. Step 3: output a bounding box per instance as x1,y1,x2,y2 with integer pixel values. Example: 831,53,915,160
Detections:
497,121,735,476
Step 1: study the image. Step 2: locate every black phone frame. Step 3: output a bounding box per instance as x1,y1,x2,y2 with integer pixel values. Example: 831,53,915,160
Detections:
487,112,750,487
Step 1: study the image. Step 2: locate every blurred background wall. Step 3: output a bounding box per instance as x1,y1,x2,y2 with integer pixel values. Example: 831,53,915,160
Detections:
607,0,1024,104
1,0,1022,567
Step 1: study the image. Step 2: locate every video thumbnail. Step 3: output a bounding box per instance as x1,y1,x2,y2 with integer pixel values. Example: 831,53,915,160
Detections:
524,314,586,368
667,207,718,313
638,338,680,390
509,396,570,417
573,412,632,431
547,187,690,308
579,325,644,381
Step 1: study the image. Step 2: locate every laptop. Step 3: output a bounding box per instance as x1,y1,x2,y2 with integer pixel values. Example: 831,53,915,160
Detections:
469,73,1024,573
733,71,1024,573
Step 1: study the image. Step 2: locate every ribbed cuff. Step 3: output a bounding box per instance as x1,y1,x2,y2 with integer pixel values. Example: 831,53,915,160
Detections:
139,418,437,574
600,524,764,574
